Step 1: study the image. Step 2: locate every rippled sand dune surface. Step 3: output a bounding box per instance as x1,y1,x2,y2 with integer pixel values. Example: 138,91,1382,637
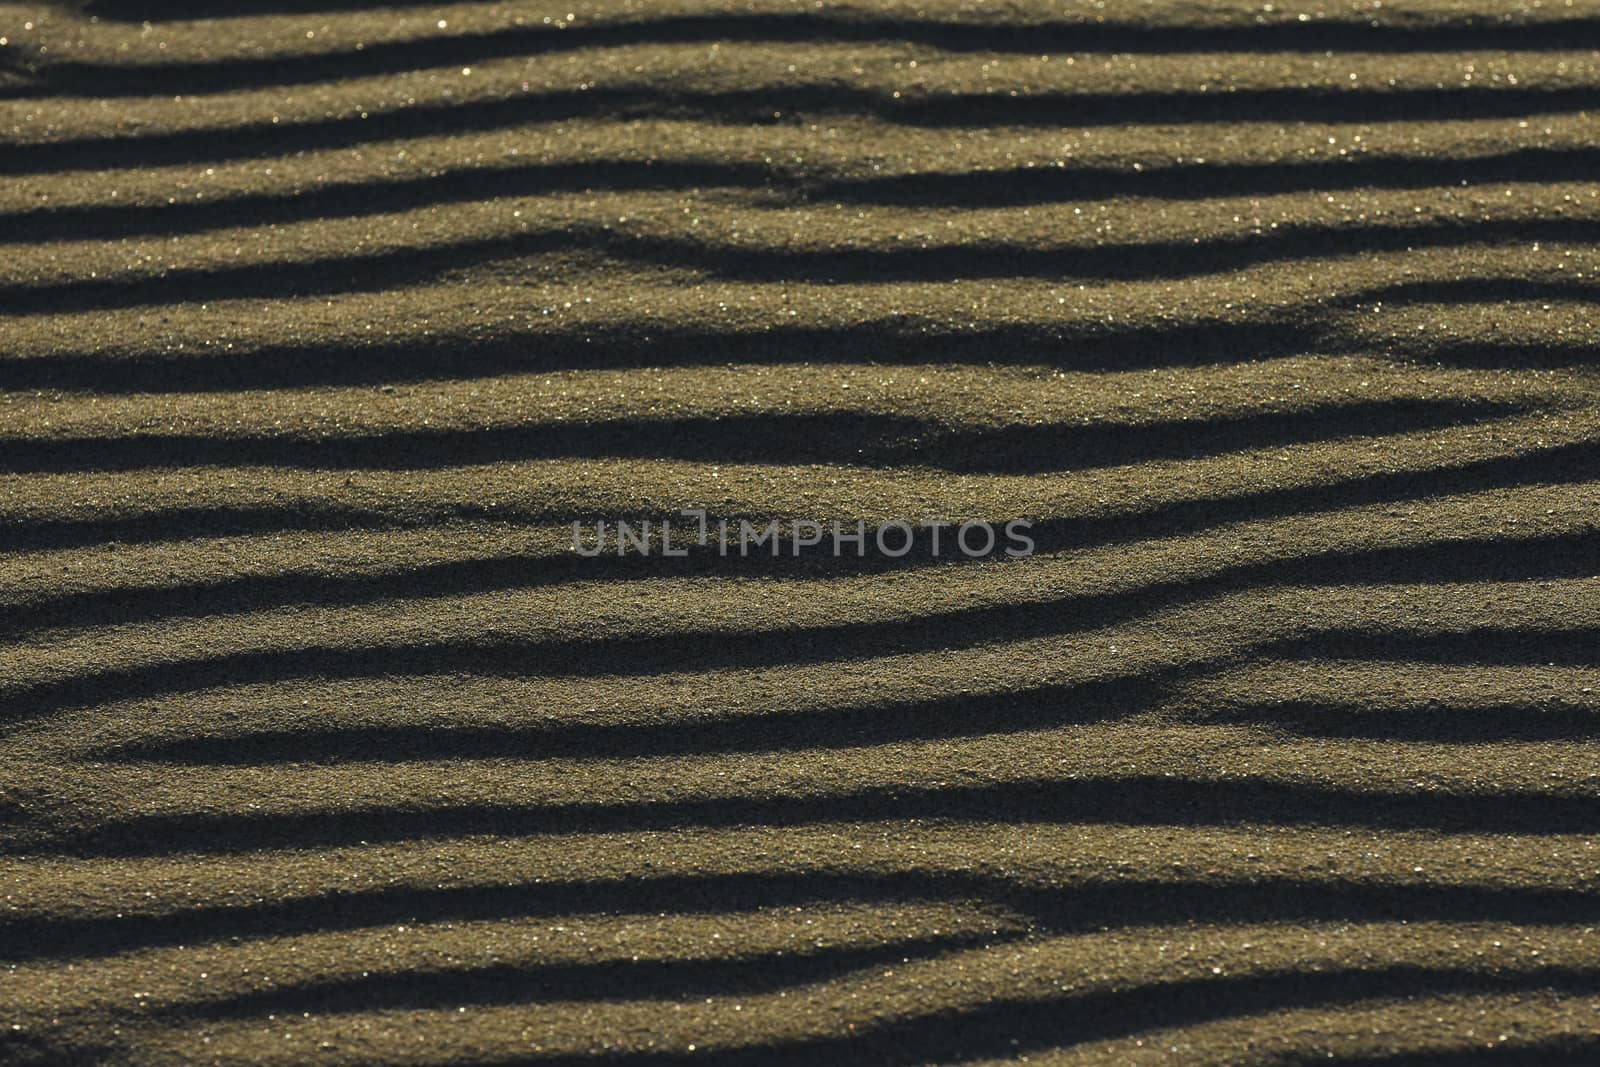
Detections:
3,1,1600,1063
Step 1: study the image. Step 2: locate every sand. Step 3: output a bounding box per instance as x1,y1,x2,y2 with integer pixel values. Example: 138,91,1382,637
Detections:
2,0,1600,1063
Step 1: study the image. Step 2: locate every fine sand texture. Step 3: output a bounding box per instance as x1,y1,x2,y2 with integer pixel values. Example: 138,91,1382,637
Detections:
4,1,1600,1063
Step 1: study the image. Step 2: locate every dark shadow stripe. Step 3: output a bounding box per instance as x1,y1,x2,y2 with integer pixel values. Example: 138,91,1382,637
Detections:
99,692,1600,766
169,931,999,1019
5,85,1596,176
6,217,1597,316
0,399,1521,474
0,318,1327,394
8,148,1599,246
0,503,482,554
0,160,777,245
796,86,1600,128
5,868,1597,963
2,228,586,317
1195,699,1600,743
1266,628,1600,665
823,147,1600,207
72,5,1600,48
1396,342,1600,370
1363,278,1600,305
11,775,1600,858
92,668,1201,765
25,11,1600,96
0,89,740,174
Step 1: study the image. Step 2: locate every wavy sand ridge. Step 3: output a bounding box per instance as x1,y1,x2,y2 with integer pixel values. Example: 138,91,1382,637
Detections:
2,1,1599,1063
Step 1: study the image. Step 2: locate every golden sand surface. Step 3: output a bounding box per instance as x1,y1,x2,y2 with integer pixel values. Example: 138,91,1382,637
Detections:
3,1,1600,1062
